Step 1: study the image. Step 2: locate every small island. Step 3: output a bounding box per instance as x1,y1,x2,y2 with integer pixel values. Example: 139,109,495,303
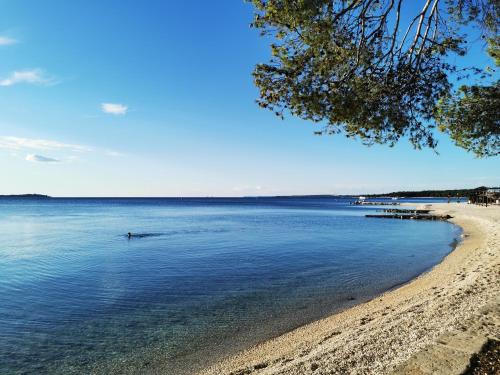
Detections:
0,194,51,199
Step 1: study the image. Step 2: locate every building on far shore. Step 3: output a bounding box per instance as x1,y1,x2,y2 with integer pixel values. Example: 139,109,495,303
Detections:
468,188,500,206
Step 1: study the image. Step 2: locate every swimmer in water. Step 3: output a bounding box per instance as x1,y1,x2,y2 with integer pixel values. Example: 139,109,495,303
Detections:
128,232,132,239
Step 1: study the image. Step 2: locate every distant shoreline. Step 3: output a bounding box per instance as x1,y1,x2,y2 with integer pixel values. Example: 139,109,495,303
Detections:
2,185,494,199
0,195,460,199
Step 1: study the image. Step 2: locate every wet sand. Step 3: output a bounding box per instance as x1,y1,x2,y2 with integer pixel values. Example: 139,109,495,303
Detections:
197,203,500,375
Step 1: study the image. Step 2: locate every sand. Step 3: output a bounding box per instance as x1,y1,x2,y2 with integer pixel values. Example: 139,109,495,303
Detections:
197,203,500,375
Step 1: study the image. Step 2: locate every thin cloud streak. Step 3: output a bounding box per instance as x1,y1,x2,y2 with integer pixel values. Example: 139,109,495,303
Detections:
0,135,123,164
105,150,125,157
26,154,60,163
0,136,91,152
0,69,56,87
0,36,18,46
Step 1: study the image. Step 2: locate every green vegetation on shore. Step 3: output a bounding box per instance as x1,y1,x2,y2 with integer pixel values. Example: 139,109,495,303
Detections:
367,187,494,198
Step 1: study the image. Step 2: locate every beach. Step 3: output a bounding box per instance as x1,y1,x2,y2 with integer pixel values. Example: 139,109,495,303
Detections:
198,203,500,375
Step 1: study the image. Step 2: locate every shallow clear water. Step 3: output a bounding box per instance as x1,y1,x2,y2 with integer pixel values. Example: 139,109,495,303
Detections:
0,197,461,374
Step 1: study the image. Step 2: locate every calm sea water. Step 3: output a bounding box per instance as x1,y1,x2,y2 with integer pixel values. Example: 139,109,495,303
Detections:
0,197,461,374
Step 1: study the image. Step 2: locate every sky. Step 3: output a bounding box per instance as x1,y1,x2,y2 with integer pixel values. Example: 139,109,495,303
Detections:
0,0,498,197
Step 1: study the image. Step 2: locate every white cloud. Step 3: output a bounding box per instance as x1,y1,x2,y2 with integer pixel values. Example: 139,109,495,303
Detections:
0,36,18,46
26,154,60,163
0,69,56,87
0,136,91,152
101,103,128,115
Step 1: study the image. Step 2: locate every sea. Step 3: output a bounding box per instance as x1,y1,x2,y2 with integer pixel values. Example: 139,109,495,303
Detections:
0,197,462,374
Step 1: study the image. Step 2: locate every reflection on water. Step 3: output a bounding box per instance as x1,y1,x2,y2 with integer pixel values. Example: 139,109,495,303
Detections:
0,197,461,374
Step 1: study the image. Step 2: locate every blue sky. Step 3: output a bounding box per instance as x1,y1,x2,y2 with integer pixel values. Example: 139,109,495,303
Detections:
0,1,498,196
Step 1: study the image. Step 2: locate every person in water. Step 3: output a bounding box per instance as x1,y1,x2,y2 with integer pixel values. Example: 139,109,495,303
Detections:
128,232,132,239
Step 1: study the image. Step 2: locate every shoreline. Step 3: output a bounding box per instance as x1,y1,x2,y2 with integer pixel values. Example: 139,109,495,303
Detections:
197,203,500,375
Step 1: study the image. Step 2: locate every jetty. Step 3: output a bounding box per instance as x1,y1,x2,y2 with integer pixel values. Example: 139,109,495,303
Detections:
366,214,452,221
380,208,431,214
351,201,400,206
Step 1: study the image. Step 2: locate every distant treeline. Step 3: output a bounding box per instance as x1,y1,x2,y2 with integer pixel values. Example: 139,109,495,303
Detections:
367,186,492,198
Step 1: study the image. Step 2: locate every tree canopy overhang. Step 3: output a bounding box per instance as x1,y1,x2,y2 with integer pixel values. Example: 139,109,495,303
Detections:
249,0,500,157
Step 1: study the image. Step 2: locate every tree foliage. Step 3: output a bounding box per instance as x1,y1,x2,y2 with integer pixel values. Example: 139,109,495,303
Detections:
249,0,499,157
437,82,500,156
